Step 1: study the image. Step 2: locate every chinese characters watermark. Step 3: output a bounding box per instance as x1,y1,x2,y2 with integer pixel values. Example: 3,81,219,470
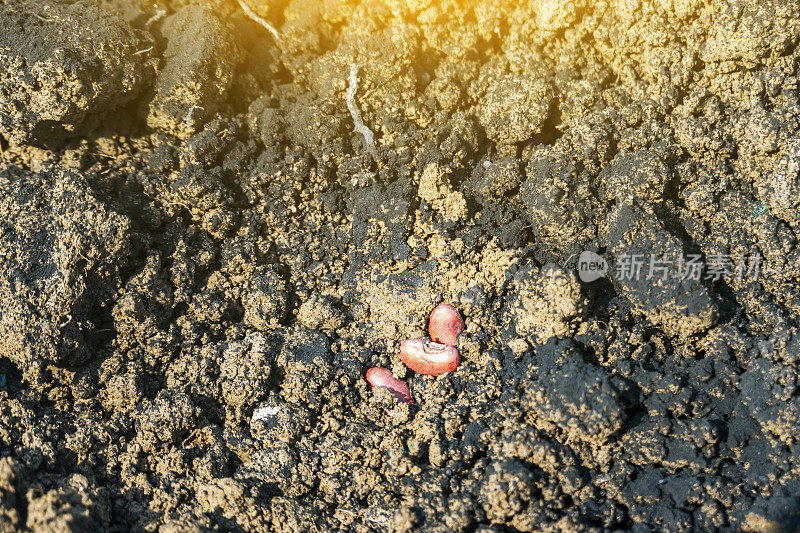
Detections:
574,251,764,282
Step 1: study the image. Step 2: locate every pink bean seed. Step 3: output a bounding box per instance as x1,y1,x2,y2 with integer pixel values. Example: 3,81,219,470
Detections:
366,367,413,404
399,338,460,376
428,303,464,346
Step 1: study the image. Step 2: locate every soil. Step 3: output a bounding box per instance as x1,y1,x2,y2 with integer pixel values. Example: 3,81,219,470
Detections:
1,0,800,531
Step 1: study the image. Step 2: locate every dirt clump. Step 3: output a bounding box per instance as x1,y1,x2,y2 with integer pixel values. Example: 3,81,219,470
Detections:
0,0,154,146
145,4,243,138
0,167,130,388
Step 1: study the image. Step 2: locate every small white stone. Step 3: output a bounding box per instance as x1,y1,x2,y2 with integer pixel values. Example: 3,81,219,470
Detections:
252,406,280,422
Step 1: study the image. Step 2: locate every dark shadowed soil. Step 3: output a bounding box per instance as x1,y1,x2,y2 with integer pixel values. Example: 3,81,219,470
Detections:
1,0,800,531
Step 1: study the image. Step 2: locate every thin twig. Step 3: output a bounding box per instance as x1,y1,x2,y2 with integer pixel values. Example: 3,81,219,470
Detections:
31,12,56,23
146,10,166,26
182,428,201,446
184,105,204,130
237,0,280,41
346,63,378,159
